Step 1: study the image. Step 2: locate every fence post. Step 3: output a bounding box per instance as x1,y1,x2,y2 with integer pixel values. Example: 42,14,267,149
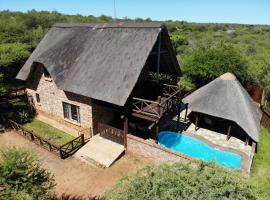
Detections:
81,134,85,145
30,131,34,141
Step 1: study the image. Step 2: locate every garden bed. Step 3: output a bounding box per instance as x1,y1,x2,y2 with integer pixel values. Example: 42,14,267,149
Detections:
24,119,75,146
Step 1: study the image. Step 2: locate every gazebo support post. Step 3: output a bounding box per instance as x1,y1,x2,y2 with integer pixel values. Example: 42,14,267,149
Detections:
195,113,199,131
184,103,188,122
245,136,249,146
226,124,231,141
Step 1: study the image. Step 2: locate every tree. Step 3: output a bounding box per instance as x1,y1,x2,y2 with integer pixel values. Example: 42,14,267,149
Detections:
106,161,258,200
180,44,250,90
0,147,55,200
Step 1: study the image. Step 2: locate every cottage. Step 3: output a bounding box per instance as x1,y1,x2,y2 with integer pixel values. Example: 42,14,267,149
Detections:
16,22,182,155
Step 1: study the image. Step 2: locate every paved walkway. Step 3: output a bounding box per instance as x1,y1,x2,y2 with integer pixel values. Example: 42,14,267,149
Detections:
0,131,149,198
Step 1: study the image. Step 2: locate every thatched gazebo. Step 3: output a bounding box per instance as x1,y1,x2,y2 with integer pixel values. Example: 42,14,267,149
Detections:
183,72,262,144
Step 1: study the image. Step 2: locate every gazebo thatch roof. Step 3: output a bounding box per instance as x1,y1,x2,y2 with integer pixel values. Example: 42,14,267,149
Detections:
183,72,262,142
16,22,180,106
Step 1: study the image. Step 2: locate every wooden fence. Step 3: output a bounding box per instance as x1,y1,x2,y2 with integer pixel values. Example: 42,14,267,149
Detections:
60,135,85,159
261,107,270,133
97,123,124,145
9,120,85,159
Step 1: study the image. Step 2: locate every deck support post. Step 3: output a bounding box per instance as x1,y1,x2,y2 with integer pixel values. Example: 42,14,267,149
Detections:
155,123,159,144
157,96,162,117
195,113,199,131
124,116,128,149
226,124,231,141
156,33,161,81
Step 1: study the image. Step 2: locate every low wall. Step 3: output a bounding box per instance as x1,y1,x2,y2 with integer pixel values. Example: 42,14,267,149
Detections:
127,134,192,165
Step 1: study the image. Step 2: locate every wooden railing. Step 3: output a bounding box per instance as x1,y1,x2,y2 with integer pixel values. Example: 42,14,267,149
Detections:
98,123,124,145
9,120,85,159
261,107,270,133
132,97,160,118
9,120,60,155
132,85,182,119
162,84,179,97
59,134,85,159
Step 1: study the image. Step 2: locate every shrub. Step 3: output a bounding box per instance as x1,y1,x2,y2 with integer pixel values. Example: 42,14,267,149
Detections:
106,161,258,200
0,147,55,200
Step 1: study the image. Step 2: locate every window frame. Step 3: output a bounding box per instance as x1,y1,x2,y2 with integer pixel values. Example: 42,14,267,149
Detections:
62,102,80,123
35,93,40,103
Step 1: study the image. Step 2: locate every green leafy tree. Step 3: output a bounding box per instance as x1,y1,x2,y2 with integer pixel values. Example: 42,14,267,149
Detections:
106,161,258,200
180,44,250,89
0,147,55,200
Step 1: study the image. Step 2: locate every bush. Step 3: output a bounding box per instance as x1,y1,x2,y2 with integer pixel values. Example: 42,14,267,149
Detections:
106,161,258,200
0,147,55,200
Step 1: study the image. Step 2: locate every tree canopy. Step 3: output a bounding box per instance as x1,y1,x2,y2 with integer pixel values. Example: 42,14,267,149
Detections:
180,44,250,89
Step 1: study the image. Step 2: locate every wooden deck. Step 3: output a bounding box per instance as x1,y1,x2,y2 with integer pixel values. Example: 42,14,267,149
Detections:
131,84,182,122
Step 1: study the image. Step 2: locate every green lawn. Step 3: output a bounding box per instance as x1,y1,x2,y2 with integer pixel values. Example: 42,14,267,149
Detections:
23,119,75,146
251,127,270,199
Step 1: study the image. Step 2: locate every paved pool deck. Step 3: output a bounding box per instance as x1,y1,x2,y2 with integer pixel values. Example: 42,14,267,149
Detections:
178,109,252,157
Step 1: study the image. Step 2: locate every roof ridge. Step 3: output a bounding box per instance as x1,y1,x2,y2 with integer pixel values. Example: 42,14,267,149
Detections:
53,22,164,29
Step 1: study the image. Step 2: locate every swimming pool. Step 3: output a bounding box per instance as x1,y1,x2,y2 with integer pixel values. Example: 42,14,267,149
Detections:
158,131,241,169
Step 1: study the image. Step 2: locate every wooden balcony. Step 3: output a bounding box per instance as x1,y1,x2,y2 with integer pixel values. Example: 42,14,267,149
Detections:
131,84,182,122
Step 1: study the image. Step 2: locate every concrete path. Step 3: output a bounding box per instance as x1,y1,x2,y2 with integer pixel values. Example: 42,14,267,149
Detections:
75,135,125,167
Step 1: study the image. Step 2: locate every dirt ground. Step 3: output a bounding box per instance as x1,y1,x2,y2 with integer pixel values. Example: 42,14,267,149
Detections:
0,131,150,198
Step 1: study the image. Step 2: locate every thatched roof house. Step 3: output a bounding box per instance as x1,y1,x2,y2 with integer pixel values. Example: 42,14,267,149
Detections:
17,22,180,106
183,73,262,142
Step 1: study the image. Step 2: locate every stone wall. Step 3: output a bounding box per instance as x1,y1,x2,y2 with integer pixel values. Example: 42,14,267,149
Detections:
26,64,93,138
127,134,191,165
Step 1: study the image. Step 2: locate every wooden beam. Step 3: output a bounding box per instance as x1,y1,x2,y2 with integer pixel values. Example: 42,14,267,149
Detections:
156,33,161,81
124,117,128,149
148,122,155,130
226,124,232,141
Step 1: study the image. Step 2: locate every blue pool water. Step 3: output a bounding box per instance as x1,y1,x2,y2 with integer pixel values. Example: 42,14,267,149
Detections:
158,131,241,169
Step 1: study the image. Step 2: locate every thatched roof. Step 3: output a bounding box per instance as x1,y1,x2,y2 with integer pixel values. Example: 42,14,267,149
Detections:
183,73,262,142
16,22,180,106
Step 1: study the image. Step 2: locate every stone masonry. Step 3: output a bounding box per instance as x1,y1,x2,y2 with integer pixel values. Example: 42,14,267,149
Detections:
26,64,94,138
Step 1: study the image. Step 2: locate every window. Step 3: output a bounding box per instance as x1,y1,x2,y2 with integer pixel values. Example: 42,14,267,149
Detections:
36,93,40,103
62,102,80,123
